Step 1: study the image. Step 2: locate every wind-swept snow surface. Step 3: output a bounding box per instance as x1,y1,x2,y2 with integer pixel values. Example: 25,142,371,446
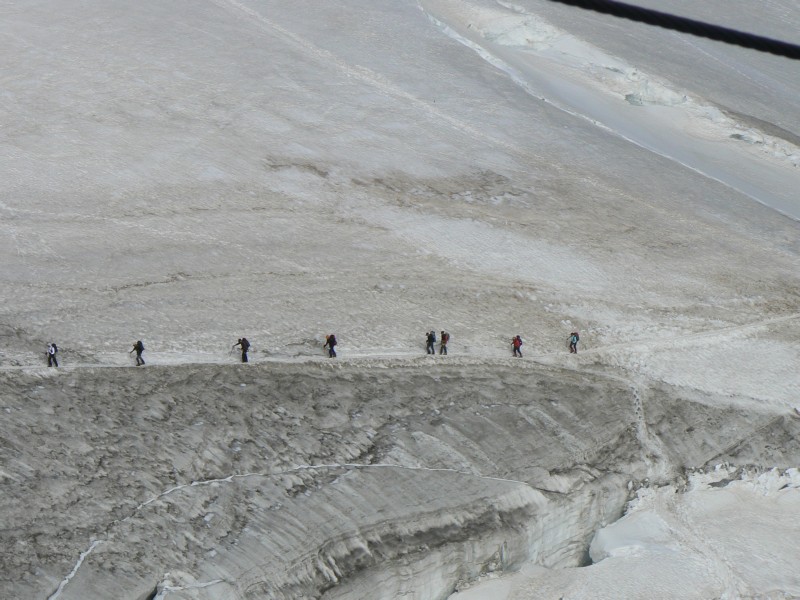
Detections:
1,0,799,598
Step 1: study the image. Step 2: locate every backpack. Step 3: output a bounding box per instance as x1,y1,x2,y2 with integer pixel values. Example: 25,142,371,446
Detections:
137,341,144,352
513,337,521,348
50,344,58,354
573,333,579,342
241,338,250,350
442,333,450,344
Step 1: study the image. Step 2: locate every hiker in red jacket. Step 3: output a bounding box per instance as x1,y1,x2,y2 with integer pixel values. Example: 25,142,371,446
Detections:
439,331,450,355
512,335,523,357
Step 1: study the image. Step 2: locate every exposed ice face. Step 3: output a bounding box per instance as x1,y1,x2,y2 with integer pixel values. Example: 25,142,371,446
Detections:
450,468,800,600
10,362,800,600
569,469,800,599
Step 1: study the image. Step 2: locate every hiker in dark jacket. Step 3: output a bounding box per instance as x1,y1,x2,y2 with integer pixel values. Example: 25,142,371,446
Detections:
130,340,145,366
324,334,337,358
233,337,251,363
426,330,436,355
47,343,59,367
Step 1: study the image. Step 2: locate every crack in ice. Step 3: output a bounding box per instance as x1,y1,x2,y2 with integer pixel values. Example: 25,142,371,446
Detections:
46,540,104,600
153,576,225,600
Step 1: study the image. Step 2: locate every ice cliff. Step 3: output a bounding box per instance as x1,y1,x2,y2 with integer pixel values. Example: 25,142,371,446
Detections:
3,359,798,599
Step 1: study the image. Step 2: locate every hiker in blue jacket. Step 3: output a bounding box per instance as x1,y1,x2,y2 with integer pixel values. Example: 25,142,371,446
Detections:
569,332,579,354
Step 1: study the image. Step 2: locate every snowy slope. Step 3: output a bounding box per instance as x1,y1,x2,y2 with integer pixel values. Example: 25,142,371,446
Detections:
2,0,798,372
1,0,799,598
